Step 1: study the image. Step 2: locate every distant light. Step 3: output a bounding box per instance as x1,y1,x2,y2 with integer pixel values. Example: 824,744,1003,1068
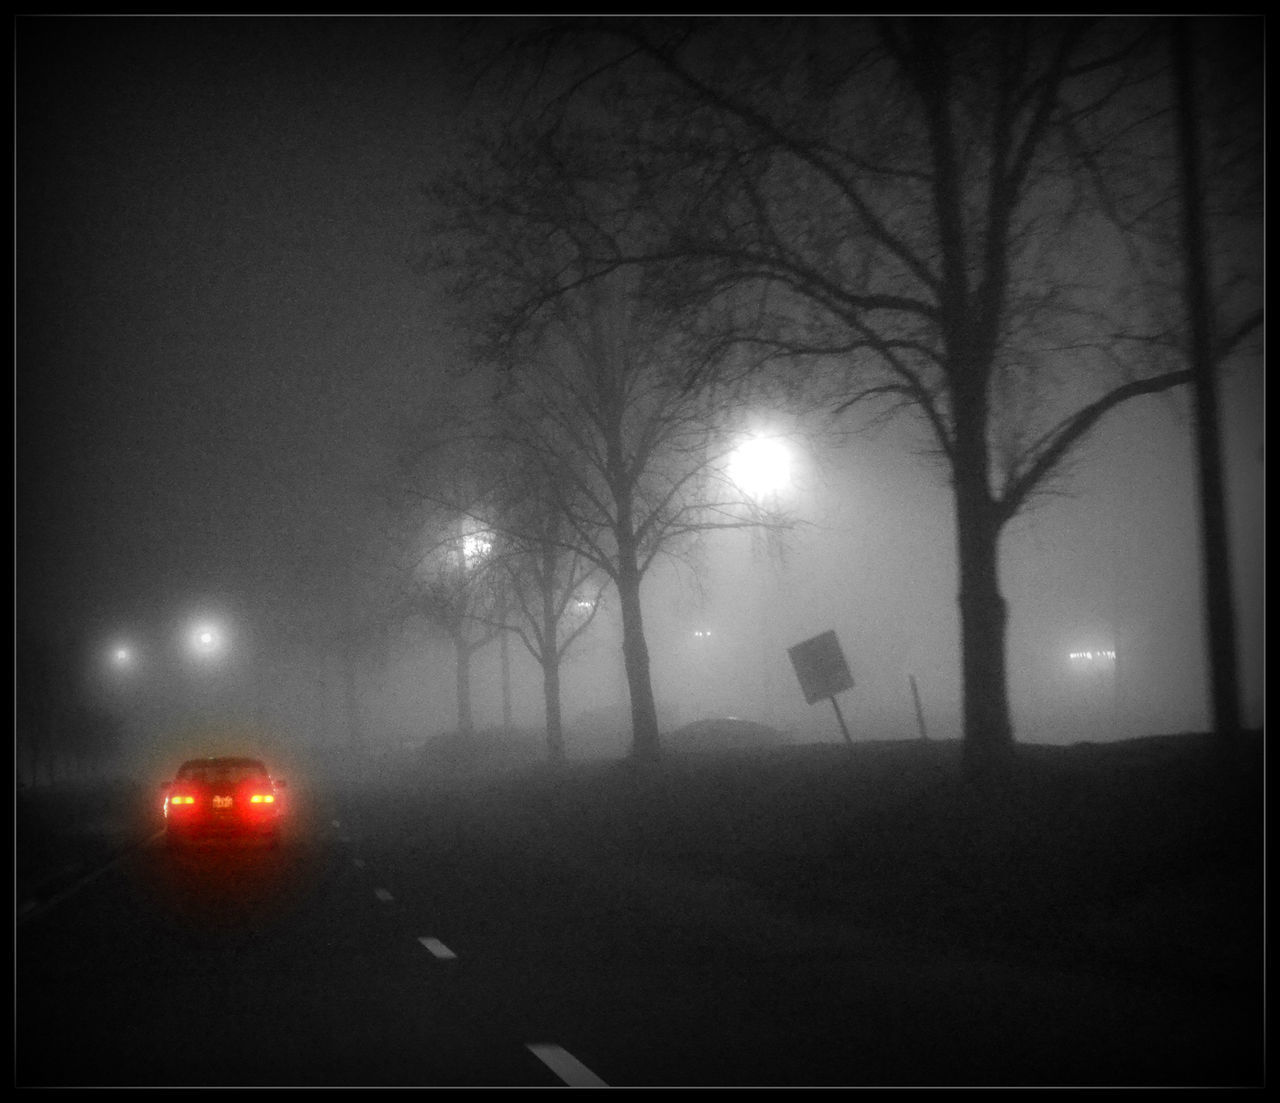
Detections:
728,435,792,500
1069,650,1116,663
694,629,712,638
189,621,226,658
462,531,492,566
111,645,134,668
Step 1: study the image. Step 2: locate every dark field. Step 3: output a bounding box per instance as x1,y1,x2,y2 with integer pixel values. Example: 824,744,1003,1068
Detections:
394,732,1264,992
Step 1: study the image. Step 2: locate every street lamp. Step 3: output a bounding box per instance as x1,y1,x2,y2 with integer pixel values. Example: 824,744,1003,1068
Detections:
188,621,227,660
727,433,797,728
182,615,240,732
728,434,793,502
462,530,493,569
110,644,136,670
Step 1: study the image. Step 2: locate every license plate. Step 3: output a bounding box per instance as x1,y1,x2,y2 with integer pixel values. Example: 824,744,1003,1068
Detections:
213,795,233,809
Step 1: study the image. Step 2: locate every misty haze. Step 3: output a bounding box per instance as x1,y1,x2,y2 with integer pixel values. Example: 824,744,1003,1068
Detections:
17,16,1262,1089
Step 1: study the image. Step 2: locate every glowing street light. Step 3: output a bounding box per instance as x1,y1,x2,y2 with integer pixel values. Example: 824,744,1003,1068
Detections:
188,620,227,660
726,433,798,728
728,435,792,501
461,530,493,569
110,644,135,669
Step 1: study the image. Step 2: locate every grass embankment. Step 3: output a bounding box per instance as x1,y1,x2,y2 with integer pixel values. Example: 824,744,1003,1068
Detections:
403,732,1262,992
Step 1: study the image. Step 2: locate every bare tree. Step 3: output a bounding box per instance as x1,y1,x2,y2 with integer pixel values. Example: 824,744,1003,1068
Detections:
16,624,125,784
422,99,802,762
384,409,503,741
473,466,608,764
461,16,1261,782
487,281,794,763
1167,18,1260,762
406,507,503,739
390,395,606,762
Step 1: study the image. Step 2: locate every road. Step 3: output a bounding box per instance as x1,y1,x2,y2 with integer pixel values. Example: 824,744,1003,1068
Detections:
17,773,1261,1087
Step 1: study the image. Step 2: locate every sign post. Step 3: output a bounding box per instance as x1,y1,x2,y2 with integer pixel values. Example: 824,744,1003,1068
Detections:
787,630,855,746
908,673,929,741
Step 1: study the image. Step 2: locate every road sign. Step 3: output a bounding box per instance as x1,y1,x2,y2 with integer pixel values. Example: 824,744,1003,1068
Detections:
787,630,854,706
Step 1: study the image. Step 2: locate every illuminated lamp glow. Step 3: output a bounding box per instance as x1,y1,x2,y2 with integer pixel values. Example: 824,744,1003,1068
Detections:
728,436,792,500
462,532,492,565
190,621,225,657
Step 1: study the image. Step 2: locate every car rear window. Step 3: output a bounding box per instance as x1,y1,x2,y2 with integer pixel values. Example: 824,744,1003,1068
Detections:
177,761,269,785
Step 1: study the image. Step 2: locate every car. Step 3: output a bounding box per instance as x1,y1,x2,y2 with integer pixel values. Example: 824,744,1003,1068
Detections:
162,756,286,848
666,717,788,755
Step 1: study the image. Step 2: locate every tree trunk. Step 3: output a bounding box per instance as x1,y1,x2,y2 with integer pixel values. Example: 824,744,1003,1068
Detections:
617,549,661,763
500,630,513,732
1172,18,1243,763
952,411,1016,784
543,654,566,764
541,577,566,764
454,634,474,736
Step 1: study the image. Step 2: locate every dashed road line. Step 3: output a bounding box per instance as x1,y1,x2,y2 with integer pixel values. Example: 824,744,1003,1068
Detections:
337,821,600,1087
526,1044,608,1087
417,936,457,960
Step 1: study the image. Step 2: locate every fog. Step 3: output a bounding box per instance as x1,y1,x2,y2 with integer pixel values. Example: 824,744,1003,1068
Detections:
16,18,1263,778
317,363,1261,758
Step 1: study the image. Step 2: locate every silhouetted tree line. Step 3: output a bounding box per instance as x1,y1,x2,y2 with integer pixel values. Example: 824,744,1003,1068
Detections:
411,16,1260,782
17,624,124,786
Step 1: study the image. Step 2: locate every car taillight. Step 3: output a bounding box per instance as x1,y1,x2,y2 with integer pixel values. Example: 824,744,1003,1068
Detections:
169,794,196,804
249,793,274,803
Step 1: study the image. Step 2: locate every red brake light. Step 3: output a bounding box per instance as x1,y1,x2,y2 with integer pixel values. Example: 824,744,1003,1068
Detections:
249,793,274,804
170,794,196,805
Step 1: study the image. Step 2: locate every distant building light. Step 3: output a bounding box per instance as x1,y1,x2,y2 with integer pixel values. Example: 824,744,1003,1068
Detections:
694,629,712,638
1069,650,1116,662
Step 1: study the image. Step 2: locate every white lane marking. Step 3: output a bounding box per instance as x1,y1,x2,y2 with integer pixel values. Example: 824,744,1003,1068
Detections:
526,1044,608,1087
352,857,365,869
375,888,394,903
417,936,457,960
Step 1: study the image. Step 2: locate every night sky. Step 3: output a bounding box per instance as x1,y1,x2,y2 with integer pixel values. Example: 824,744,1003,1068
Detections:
16,16,1264,748
19,18,467,635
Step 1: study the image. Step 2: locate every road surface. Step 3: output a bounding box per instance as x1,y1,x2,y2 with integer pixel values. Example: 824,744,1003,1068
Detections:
17,775,1261,1087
